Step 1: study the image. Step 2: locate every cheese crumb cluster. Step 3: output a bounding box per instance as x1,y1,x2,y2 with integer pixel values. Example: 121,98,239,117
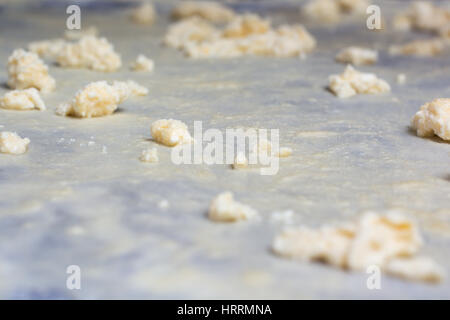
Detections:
393,1,450,35
165,14,316,58
411,98,450,141
7,49,55,93
328,65,390,98
171,1,235,23
272,211,445,283
56,80,148,118
389,38,446,57
335,47,378,65
0,88,46,111
303,0,369,24
56,36,122,72
131,54,155,72
140,147,159,163
131,2,156,25
208,192,258,222
0,131,30,155
151,119,192,147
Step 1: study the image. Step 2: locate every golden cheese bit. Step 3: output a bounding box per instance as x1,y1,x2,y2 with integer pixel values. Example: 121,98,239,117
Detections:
140,148,159,163
164,17,219,49
0,131,30,155
7,49,55,93
335,47,378,65
131,54,155,72
222,14,271,38
208,192,257,222
56,36,122,72
389,38,446,57
171,1,235,23
328,65,390,98
0,88,46,111
385,256,446,283
231,152,248,169
411,98,450,141
277,147,293,158
130,2,156,25
150,119,192,147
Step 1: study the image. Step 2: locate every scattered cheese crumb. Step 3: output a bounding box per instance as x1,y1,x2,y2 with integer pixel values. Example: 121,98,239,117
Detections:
131,54,155,72
272,211,444,283
231,152,248,169
303,0,369,24
140,147,159,163
171,1,235,23
208,192,257,222
396,73,406,84
0,88,46,111
335,47,378,65
150,119,192,147
328,65,390,98
277,147,293,158
0,131,30,155
411,98,450,141
7,49,55,93
56,36,122,72
164,17,219,49
56,80,147,118
131,2,156,25
389,38,446,57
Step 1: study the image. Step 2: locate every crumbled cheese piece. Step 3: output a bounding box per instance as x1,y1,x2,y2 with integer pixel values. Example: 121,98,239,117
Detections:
393,1,450,35
7,49,55,93
277,147,293,158
64,26,99,40
303,0,369,23
0,88,46,111
411,98,450,141
151,119,192,147
131,2,156,25
385,257,445,283
140,147,159,163
396,73,406,84
28,39,66,59
208,192,257,222
171,1,235,23
165,14,316,58
131,54,154,72
328,65,390,98
389,38,446,57
273,211,444,283
0,131,30,155
56,36,122,72
56,80,147,118
231,152,248,169
335,47,378,65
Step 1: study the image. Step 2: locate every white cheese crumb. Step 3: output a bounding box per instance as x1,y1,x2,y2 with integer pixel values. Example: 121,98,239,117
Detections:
396,73,406,84
56,80,147,118
0,88,46,111
328,65,390,98
0,131,30,155
164,17,219,49
131,54,155,72
7,49,55,93
140,147,159,163
56,36,122,72
171,1,235,23
389,38,446,57
131,2,156,25
150,119,192,147
208,192,257,222
272,211,445,283
335,47,378,65
411,98,450,141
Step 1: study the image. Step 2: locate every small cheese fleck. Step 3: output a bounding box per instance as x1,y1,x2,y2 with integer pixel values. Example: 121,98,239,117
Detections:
131,2,156,25
7,49,55,93
231,152,248,169
0,131,30,155
389,38,446,57
56,36,122,72
0,88,46,111
277,147,293,158
151,119,192,147
140,147,159,163
411,98,450,141
208,192,257,222
171,1,235,23
328,65,390,98
164,17,219,49
335,47,378,65
131,54,155,72
56,80,147,118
